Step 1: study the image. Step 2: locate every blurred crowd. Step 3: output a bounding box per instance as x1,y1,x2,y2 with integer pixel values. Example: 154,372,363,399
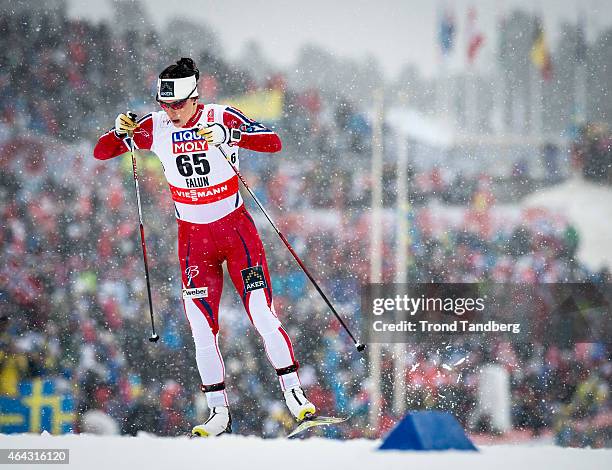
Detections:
1,4,610,446
572,122,612,184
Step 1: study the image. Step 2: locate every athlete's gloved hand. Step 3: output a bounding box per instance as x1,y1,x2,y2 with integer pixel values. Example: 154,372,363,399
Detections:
197,123,229,146
114,112,139,137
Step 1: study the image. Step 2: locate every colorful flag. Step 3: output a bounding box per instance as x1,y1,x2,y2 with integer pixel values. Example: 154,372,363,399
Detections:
0,379,74,434
466,7,485,64
530,18,553,81
439,8,455,56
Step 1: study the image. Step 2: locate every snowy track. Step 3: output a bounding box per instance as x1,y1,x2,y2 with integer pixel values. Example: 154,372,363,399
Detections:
2,434,611,470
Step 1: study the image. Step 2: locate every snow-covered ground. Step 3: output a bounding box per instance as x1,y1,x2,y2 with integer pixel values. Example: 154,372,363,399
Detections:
2,434,610,470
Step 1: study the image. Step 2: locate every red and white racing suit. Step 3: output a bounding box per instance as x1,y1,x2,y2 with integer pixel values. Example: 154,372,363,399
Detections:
94,104,301,407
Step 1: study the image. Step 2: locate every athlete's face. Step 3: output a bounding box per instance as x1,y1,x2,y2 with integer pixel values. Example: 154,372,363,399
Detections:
160,98,198,127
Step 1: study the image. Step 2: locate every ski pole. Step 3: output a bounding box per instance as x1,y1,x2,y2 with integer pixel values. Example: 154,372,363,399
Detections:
126,128,159,343
216,145,365,352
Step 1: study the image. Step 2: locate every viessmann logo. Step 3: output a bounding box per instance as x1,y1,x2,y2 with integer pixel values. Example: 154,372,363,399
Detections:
174,185,229,202
172,129,208,154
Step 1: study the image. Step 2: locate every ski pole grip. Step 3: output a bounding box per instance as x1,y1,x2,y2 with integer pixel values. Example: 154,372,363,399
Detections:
127,112,138,138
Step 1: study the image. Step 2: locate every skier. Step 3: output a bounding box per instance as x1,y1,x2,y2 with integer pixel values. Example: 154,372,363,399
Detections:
94,57,315,436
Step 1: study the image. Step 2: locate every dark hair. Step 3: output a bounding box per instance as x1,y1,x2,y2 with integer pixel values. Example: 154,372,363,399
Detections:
159,57,199,80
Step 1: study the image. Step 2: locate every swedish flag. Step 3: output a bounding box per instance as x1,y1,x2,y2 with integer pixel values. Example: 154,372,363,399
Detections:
0,378,74,434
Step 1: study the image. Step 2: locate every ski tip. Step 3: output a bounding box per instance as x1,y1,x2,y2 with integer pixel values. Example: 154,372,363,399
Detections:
287,416,349,438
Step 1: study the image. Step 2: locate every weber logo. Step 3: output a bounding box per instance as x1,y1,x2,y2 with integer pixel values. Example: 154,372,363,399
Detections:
160,80,175,97
241,266,267,292
182,287,208,299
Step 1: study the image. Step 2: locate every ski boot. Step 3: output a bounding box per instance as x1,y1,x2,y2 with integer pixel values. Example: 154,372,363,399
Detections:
283,386,316,421
191,406,232,437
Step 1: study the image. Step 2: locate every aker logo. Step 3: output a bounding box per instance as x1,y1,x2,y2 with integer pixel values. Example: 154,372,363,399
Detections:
172,128,208,153
182,287,208,299
241,266,267,292
159,80,175,97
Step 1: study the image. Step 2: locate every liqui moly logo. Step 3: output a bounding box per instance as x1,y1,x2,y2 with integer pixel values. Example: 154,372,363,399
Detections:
172,129,208,154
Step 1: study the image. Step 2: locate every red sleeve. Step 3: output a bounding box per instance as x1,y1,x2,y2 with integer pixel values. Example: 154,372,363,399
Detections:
223,107,282,153
93,114,154,160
